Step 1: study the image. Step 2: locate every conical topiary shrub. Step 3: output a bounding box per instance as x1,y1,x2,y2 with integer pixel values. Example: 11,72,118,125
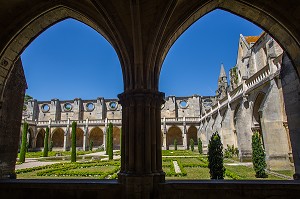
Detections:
208,131,225,179
71,121,77,162
108,123,113,160
174,139,177,150
190,138,194,152
19,122,29,163
89,140,94,151
252,131,268,178
198,138,203,154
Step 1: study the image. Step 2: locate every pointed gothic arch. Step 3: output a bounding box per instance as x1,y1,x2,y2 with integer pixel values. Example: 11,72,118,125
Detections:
51,128,64,148
167,126,183,148
187,125,198,146
252,92,266,132
35,128,45,148
88,127,104,148
75,128,84,148
113,127,121,150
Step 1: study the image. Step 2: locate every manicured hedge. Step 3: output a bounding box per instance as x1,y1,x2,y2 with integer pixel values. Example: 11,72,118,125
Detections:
19,122,28,163
71,121,77,162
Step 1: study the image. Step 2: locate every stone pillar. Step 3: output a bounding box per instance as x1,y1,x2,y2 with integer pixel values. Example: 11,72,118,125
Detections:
165,125,170,150
260,79,291,170
103,118,108,151
0,59,27,179
182,117,187,149
118,90,165,199
235,97,253,162
221,105,236,148
163,133,167,150
83,118,89,151
63,118,69,151
280,53,300,179
205,116,214,140
201,120,208,154
212,111,222,140
162,117,167,150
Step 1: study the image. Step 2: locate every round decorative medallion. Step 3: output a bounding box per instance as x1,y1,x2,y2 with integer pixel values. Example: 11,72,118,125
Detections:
179,100,188,109
64,103,72,111
86,102,95,111
109,101,118,110
41,104,50,112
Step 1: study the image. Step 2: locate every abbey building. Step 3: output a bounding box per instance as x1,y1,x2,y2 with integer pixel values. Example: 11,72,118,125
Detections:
22,32,293,170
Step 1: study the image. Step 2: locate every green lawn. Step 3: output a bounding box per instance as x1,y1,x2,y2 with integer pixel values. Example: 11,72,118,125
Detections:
16,150,293,180
17,149,105,159
162,150,199,156
272,170,295,178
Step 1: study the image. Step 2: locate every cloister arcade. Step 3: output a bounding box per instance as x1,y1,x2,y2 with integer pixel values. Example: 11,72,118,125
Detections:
1,1,300,199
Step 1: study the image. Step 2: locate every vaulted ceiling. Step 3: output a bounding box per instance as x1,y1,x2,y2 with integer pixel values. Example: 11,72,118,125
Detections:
0,0,299,93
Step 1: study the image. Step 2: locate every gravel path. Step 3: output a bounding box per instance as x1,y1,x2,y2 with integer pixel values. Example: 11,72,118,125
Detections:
16,151,120,170
173,161,181,173
16,159,59,170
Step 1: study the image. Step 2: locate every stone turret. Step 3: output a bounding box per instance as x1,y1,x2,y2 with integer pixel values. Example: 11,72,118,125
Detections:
216,63,228,99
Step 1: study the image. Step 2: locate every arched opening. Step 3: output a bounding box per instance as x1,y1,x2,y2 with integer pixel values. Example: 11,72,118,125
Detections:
35,129,45,148
88,127,103,148
187,126,198,146
51,128,64,148
113,127,120,150
21,18,123,101
27,128,34,149
233,103,240,129
160,6,296,176
0,1,299,191
252,92,266,143
75,128,84,148
167,126,183,149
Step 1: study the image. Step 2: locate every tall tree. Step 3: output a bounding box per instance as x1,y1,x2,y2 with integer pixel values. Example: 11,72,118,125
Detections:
108,123,113,160
190,138,194,152
19,122,29,163
208,131,225,179
71,121,77,162
252,132,268,178
198,138,203,154
43,127,49,157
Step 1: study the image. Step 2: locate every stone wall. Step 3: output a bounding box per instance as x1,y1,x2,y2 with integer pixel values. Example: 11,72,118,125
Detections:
0,59,27,179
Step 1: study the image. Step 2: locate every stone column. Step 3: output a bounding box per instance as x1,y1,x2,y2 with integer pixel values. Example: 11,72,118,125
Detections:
161,117,165,150
163,133,167,150
260,79,290,170
165,125,170,150
83,118,89,151
63,118,69,151
205,116,214,140
103,118,108,151
235,96,253,162
221,105,236,148
0,59,26,179
182,117,188,149
212,111,222,141
118,90,165,199
280,53,300,179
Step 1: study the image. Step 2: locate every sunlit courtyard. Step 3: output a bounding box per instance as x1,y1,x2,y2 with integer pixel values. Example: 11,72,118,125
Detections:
16,150,294,180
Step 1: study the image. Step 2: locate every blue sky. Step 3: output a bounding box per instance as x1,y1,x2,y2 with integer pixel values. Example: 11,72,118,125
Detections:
21,9,262,101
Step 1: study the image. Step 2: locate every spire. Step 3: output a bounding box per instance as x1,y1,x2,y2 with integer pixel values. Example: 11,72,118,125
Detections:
216,63,228,99
219,63,227,79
